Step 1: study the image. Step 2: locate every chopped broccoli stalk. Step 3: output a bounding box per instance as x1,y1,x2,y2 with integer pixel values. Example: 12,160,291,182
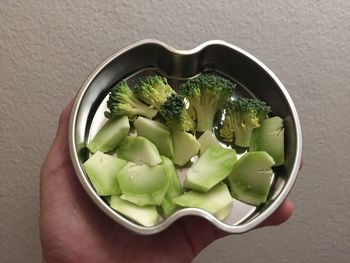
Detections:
197,130,221,155
87,116,130,153
181,74,236,132
171,130,200,166
116,136,161,166
219,98,271,147
184,146,237,192
134,75,175,109
117,162,169,206
228,151,275,205
159,94,195,132
250,116,285,166
173,183,233,221
158,156,183,218
104,80,158,120
110,195,159,227
83,151,127,196
134,117,174,158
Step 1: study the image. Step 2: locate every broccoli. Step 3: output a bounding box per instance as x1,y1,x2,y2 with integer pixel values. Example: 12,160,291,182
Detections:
180,74,236,132
104,80,158,119
227,151,275,205
134,75,175,109
184,146,237,192
219,98,271,147
159,94,195,132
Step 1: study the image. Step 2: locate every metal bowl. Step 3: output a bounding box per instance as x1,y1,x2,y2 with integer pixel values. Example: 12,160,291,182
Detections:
69,39,302,235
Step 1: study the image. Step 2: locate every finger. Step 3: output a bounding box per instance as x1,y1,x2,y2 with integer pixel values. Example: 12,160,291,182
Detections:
258,199,294,228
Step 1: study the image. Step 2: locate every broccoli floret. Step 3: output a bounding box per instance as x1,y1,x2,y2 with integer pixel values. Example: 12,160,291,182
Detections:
219,98,271,147
104,80,158,120
159,94,195,132
180,74,236,132
134,75,175,109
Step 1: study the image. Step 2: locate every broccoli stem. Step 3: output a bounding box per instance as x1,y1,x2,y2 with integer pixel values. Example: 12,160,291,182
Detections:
134,105,158,119
235,129,253,147
196,108,216,132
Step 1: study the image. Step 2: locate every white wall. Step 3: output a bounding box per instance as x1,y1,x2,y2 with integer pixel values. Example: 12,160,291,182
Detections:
1,1,349,262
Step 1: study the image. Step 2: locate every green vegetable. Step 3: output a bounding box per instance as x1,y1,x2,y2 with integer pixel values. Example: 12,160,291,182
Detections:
250,116,285,166
197,130,221,154
184,146,237,192
219,98,271,147
116,136,161,166
104,80,158,120
83,151,127,196
117,162,169,206
134,75,175,109
173,183,233,220
82,74,284,226
171,130,200,166
158,156,183,218
181,74,236,132
228,151,275,205
134,117,174,158
87,116,130,153
110,195,158,227
159,94,195,132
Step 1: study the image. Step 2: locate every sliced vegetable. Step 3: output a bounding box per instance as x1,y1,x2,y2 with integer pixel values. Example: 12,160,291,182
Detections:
159,94,196,132
180,74,236,132
116,136,161,166
197,130,221,154
81,75,285,227
158,156,183,218
219,98,271,147
110,195,158,227
250,116,285,166
134,117,174,158
133,75,175,109
173,183,233,220
228,151,275,205
171,130,200,166
87,116,130,153
83,151,127,196
104,80,158,120
117,162,168,206
184,146,237,192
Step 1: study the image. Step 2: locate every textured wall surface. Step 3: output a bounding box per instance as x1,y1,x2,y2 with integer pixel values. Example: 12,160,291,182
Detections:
1,1,350,262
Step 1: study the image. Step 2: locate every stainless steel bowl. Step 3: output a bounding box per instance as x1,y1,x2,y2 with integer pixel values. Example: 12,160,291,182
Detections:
69,39,302,235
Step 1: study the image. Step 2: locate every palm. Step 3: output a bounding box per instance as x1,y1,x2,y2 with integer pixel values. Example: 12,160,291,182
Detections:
41,155,220,263
40,101,294,263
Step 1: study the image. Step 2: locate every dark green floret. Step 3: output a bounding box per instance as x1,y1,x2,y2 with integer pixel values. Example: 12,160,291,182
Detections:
159,94,195,132
104,80,158,119
219,98,271,147
134,75,175,109
180,74,236,132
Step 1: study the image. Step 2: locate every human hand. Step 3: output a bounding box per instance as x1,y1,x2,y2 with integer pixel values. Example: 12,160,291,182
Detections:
40,100,295,263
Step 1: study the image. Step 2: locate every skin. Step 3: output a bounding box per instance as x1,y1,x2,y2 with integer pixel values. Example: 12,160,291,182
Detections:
40,100,295,263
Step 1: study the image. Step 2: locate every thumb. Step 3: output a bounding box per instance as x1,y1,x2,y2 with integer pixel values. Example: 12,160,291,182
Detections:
177,199,294,257
41,99,75,179
51,99,75,152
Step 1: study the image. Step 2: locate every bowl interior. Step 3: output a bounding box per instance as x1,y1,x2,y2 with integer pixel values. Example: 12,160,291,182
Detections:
70,40,301,234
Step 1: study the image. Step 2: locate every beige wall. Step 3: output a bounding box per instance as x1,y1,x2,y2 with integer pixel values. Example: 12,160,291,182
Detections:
1,1,349,262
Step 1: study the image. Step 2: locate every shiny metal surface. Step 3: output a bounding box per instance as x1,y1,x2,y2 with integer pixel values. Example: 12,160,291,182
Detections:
69,40,302,235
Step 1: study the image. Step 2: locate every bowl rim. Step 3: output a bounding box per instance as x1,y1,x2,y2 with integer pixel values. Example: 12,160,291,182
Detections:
69,39,303,235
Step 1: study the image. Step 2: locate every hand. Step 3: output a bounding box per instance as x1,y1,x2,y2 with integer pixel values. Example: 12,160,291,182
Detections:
40,100,294,263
